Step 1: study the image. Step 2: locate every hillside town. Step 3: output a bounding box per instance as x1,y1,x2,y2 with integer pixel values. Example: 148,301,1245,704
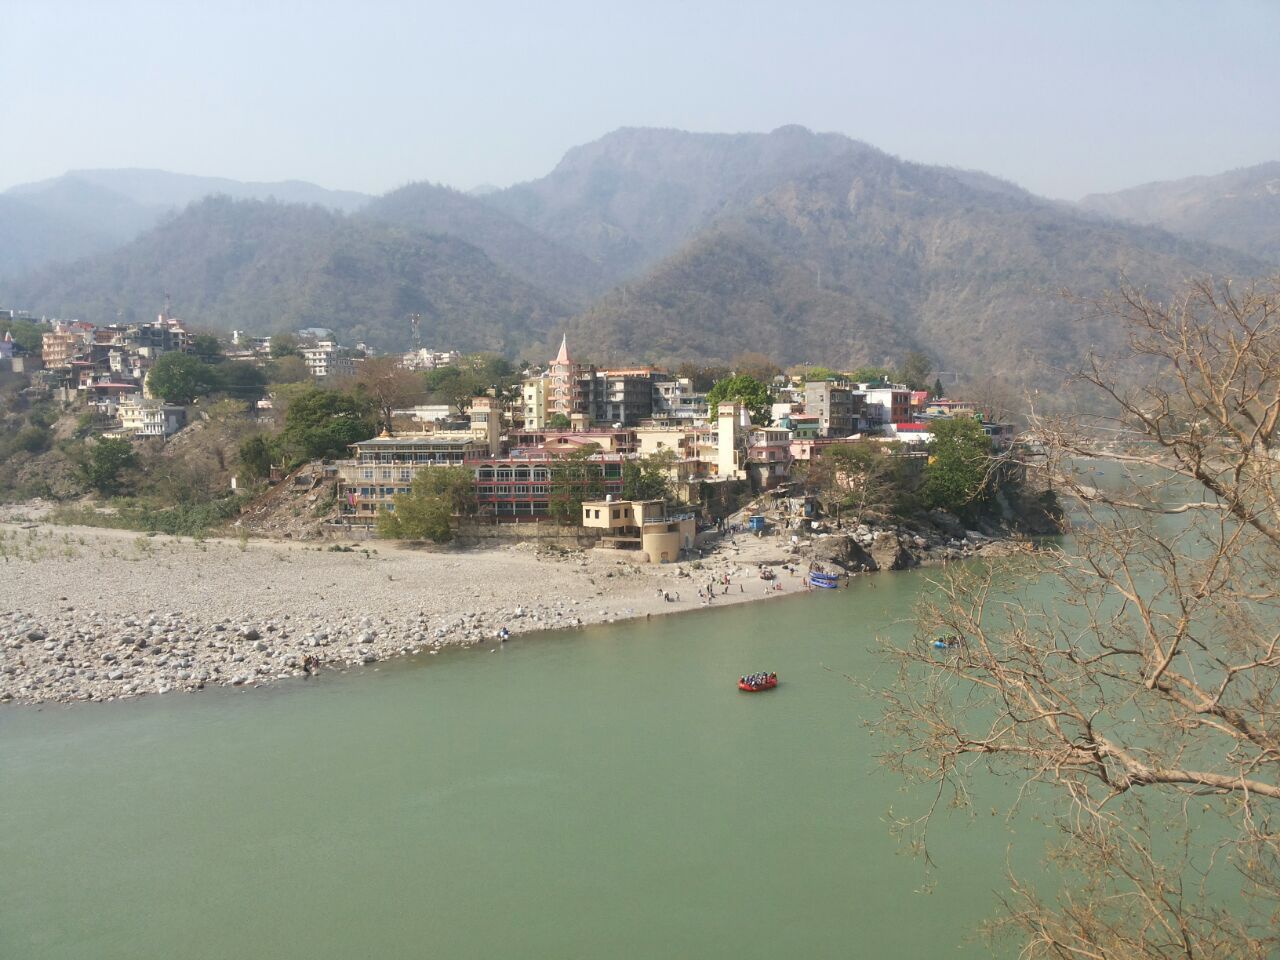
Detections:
0,307,1025,558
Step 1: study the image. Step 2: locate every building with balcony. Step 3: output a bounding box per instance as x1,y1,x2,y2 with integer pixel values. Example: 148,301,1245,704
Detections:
116,396,186,438
803,380,865,437
581,498,697,564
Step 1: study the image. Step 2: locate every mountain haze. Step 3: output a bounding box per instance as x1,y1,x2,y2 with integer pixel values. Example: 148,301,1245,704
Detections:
5,197,566,354
1080,163,1280,264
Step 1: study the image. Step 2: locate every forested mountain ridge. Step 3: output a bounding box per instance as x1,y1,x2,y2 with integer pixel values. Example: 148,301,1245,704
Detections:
361,182,610,305
1079,162,1280,264
3,197,568,354
483,125,873,281
571,147,1266,376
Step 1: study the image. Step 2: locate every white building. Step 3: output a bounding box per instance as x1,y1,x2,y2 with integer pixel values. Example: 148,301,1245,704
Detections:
401,348,461,371
301,341,356,379
117,396,186,438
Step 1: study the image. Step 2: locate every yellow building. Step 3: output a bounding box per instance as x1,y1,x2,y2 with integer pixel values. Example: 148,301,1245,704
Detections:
581,498,697,564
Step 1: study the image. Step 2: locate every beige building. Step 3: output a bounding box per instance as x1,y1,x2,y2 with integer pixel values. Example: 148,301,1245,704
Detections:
522,376,548,430
581,498,697,564
116,396,186,438
301,341,356,379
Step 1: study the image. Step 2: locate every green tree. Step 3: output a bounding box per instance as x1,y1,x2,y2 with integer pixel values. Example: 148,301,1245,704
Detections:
706,374,773,426
265,355,310,384
920,417,992,514
547,447,605,523
897,350,933,390
269,333,301,358
0,318,45,354
214,361,268,401
76,437,137,495
621,451,676,502
811,440,909,519
377,465,475,542
147,352,219,404
546,413,572,429
280,388,377,461
849,365,893,384
237,434,276,481
191,334,224,362
931,377,945,399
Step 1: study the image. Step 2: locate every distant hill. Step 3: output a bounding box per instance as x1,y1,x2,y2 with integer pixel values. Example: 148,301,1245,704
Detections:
361,182,609,304
484,125,870,281
2,197,567,353
571,148,1265,377
1080,163,1280,264
0,194,118,281
2,169,372,279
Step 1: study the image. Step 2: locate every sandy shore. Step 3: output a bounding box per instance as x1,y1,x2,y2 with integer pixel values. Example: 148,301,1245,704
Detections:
0,518,807,705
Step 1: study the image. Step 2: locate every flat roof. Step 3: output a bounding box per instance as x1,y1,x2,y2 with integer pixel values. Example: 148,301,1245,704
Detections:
353,436,480,446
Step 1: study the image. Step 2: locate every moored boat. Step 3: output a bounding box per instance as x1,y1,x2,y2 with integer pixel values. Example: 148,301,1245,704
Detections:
807,571,839,589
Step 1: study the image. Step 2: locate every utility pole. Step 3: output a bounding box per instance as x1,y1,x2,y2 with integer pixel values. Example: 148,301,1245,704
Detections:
409,313,421,351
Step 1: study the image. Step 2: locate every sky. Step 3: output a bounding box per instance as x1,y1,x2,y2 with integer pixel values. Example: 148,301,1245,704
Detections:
4,0,1279,201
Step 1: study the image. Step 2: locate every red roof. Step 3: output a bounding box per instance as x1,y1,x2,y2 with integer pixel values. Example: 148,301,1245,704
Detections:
893,422,931,432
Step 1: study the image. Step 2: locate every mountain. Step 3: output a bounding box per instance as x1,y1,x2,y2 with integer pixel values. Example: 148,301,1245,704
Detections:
2,169,372,279
484,125,871,281
1079,163,1280,264
361,182,609,304
3,197,567,353
571,146,1265,377
9,168,370,214
0,194,118,281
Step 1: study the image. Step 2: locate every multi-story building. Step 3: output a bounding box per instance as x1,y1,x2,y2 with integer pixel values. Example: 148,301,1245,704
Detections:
301,341,356,380
860,385,911,427
402,349,461,371
581,498,697,564
41,322,94,369
116,396,186,438
803,379,864,437
522,377,549,430
651,377,708,422
748,426,794,490
584,368,657,426
547,334,582,419
336,435,488,520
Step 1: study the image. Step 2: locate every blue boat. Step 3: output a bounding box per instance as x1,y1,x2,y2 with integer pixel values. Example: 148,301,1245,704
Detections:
807,571,840,589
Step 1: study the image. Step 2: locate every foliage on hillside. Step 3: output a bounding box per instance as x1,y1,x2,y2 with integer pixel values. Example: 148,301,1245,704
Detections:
362,182,609,304
569,147,1265,382
3,197,571,354
1080,161,1280,264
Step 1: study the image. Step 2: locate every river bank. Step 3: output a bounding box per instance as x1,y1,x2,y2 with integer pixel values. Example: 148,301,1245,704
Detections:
0,499,1039,705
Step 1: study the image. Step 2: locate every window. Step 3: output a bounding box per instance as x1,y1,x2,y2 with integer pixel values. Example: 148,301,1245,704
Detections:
593,509,600,519
612,509,620,519
381,469,392,480
399,469,411,481
362,469,373,480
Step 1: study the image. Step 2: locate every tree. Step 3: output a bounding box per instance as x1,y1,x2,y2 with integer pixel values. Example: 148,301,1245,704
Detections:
214,361,268,401
191,334,223,362
706,374,773,426
280,388,376,461
731,351,782,383
269,333,301,358
547,413,572,430
849,365,893,384
265,355,310,385
237,434,275,481
146,352,219,404
377,465,475,542
547,447,605,523
0,318,45,354
919,416,992,514
808,440,908,520
675,362,730,392
355,356,424,435
931,377,945,399
880,278,1280,958
622,451,676,502
897,350,933,390
76,436,137,495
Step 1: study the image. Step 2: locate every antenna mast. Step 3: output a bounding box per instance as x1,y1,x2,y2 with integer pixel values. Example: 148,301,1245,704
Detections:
409,313,422,351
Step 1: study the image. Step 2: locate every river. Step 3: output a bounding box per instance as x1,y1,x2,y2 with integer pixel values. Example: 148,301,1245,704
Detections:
2,565,1046,959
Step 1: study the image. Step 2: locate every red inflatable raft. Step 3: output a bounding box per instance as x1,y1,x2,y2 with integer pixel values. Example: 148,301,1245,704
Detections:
738,675,778,692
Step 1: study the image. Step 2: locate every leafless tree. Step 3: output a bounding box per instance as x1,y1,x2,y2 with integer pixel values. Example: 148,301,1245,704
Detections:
877,278,1280,958
355,356,425,435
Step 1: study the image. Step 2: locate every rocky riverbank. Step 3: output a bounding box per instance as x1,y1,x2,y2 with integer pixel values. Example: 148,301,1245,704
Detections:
0,516,807,706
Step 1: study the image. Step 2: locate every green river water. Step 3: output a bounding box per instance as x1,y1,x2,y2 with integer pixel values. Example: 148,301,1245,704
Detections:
2,568,1047,959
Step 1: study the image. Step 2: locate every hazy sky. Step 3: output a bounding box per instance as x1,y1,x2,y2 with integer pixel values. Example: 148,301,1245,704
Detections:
4,0,1278,200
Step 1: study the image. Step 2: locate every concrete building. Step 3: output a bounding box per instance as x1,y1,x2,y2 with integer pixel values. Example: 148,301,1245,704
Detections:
336,435,488,520
860,385,912,427
41,322,93,369
803,380,864,437
522,376,549,430
116,396,186,438
651,377,708,422
301,341,356,380
581,498,696,564
402,348,461,371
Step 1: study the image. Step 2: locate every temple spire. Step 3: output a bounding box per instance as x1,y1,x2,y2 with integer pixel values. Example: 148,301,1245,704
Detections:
554,333,571,365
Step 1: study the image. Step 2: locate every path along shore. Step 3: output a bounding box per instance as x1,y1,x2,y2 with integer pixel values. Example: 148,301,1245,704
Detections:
0,515,820,705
